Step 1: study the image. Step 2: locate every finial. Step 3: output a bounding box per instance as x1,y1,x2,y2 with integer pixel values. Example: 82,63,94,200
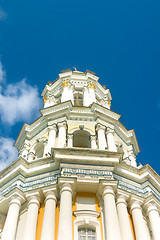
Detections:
108,101,111,107
73,67,77,71
89,82,96,90
43,97,48,103
62,80,69,87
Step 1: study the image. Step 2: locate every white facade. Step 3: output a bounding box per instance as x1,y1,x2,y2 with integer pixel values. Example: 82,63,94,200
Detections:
0,69,160,240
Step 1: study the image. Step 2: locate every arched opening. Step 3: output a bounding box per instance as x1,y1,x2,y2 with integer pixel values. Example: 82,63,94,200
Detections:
73,130,91,148
74,92,83,107
34,141,44,158
78,227,96,240
36,146,44,158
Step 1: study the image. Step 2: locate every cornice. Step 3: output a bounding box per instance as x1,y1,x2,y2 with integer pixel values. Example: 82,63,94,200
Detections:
14,101,139,156
53,147,122,166
91,102,121,121
0,158,159,206
115,162,160,191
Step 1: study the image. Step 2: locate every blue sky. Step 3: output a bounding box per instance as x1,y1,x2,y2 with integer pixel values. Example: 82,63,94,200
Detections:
0,0,160,173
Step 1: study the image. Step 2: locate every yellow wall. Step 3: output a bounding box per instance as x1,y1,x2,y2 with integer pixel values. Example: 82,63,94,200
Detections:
36,202,45,240
128,211,136,240
72,196,77,240
74,192,104,240
35,201,60,240
35,193,104,240
55,204,60,240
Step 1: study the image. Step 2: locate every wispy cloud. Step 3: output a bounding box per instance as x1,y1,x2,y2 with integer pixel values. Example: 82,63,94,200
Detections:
0,61,6,82
0,7,7,20
0,61,41,125
0,137,18,170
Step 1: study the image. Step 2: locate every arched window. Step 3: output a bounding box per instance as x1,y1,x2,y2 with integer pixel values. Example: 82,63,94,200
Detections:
78,228,96,240
73,130,91,148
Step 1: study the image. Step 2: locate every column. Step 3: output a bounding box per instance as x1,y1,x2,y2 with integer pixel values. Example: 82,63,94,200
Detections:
83,87,89,107
102,186,122,240
130,200,149,240
21,142,30,159
88,83,96,105
47,124,57,154
41,191,57,240
128,146,137,167
90,135,97,149
61,80,72,103
58,183,73,240
96,124,107,150
57,122,67,148
22,195,40,240
43,96,50,108
106,128,117,152
129,152,137,167
144,216,152,240
67,134,73,147
69,85,74,105
2,197,22,240
116,195,133,240
145,203,160,240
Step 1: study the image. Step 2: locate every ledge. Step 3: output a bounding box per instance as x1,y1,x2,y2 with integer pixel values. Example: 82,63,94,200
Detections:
73,210,100,218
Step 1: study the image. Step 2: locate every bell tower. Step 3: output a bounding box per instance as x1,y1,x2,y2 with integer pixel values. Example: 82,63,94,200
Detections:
0,69,160,240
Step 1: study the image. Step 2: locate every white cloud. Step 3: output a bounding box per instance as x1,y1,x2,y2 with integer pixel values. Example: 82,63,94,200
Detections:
0,78,41,125
0,61,6,82
0,7,7,20
0,137,18,170
0,61,42,169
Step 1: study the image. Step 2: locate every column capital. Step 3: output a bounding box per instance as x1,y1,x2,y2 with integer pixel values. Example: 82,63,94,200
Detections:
57,121,67,129
48,123,57,131
145,203,159,215
9,196,23,207
106,127,114,135
143,197,160,214
102,186,115,198
130,200,142,212
43,186,57,198
58,178,76,195
62,80,69,87
99,180,118,197
96,123,106,131
44,190,57,203
90,135,97,141
67,133,74,140
116,194,128,206
25,192,41,207
8,191,25,206
88,82,96,90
